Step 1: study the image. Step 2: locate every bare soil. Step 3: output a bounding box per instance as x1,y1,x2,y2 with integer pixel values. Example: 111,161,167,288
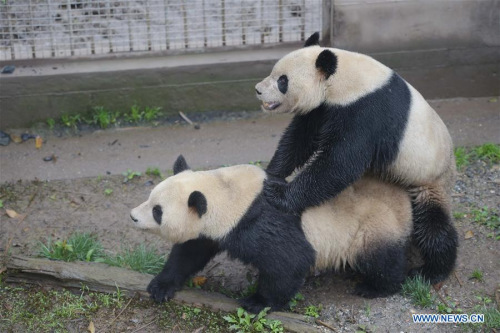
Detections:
1,153,499,332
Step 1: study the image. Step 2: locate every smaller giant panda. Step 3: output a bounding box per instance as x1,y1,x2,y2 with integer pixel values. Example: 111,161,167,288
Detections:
130,155,413,313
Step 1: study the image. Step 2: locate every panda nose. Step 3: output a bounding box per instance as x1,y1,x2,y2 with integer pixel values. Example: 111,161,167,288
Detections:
130,214,138,223
255,88,262,95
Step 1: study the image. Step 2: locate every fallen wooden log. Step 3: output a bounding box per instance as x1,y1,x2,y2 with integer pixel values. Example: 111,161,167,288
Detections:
5,255,319,332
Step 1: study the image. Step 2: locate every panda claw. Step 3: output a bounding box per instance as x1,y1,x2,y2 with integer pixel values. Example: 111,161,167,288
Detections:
147,275,176,303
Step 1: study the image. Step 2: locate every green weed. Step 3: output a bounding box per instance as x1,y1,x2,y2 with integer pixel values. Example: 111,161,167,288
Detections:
91,106,120,129
46,118,56,130
304,304,321,318
60,113,80,130
104,188,113,196
39,232,104,262
402,276,434,308
105,244,165,275
146,167,163,178
144,106,163,121
289,292,304,310
223,307,283,333
124,104,144,123
122,169,142,183
473,143,500,164
469,206,500,239
454,147,471,170
470,269,484,282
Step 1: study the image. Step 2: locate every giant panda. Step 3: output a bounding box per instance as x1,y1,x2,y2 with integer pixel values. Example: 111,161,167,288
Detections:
255,32,458,285
130,155,413,313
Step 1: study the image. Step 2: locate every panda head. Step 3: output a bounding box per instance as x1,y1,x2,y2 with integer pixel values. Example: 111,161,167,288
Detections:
255,32,338,114
130,155,207,243
130,155,266,243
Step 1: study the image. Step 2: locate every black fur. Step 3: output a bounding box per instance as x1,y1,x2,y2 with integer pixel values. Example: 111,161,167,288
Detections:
410,201,458,284
152,205,162,225
278,75,288,94
265,73,410,214
173,154,190,174
147,237,219,302
304,32,320,47
315,50,337,79
188,191,207,218
354,242,408,298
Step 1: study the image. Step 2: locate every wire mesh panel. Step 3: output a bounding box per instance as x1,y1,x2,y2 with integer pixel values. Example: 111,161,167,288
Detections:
0,0,322,60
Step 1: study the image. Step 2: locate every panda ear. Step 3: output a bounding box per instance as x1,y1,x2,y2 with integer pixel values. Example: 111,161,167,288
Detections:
173,155,190,175
188,191,207,218
315,49,337,79
304,32,320,47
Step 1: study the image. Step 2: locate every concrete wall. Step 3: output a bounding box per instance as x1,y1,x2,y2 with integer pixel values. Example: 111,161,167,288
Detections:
1,0,499,129
330,0,500,52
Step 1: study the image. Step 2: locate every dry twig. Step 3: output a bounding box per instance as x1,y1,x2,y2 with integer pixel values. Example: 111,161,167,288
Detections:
315,319,337,332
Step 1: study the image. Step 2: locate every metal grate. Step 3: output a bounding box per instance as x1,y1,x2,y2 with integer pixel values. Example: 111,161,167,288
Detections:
0,0,322,60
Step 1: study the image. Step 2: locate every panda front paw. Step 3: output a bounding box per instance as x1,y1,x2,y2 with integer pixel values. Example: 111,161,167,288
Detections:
240,295,268,314
147,274,177,303
263,180,299,214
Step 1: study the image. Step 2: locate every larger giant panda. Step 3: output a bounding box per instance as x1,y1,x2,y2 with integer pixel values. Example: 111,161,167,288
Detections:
255,32,458,284
130,155,413,313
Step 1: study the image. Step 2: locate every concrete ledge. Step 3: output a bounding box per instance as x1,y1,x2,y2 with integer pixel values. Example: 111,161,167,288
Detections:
1,46,499,129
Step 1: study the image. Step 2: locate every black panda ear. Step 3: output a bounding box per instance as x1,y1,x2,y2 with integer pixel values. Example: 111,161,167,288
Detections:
304,32,320,47
315,49,337,79
173,155,190,175
188,191,207,218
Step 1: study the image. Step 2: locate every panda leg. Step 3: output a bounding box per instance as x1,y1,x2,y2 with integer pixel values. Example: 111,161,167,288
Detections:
354,242,407,298
410,184,458,284
147,237,220,303
241,270,306,313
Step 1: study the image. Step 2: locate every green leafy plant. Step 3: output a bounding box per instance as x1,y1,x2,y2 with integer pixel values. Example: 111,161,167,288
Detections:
39,232,104,262
223,307,283,333
124,104,144,123
144,106,163,121
105,244,165,275
469,206,500,240
104,188,113,196
402,276,434,308
122,169,142,183
91,106,120,129
289,292,304,310
304,305,321,318
60,114,80,130
146,167,163,178
46,118,56,130
0,199,3,208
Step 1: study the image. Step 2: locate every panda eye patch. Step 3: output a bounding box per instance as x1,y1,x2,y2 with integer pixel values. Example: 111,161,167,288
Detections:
277,75,288,94
152,205,162,225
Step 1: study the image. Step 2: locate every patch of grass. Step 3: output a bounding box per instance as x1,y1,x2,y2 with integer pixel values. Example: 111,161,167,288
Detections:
223,307,283,333
105,244,166,275
157,303,230,332
470,269,484,282
103,188,113,196
0,199,3,208
304,304,322,318
402,276,434,308
453,211,466,220
60,113,81,130
454,147,471,170
473,143,500,164
39,232,105,262
0,285,124,332
469,205,500,239
122,169,142,183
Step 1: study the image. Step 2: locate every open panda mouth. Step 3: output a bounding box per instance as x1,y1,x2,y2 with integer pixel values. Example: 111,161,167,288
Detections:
262,101,281,111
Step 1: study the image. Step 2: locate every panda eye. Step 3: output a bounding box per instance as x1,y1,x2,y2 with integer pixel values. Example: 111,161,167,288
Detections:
277,75,288,94
152,205,162,225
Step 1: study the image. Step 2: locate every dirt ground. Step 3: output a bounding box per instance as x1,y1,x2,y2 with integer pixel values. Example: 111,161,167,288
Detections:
1,149,499,332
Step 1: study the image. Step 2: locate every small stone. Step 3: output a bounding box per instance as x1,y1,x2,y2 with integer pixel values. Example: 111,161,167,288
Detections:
21,133,36,141
194,124,201,130
0,130,11,146
43,155,53,162
144,180,154,186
